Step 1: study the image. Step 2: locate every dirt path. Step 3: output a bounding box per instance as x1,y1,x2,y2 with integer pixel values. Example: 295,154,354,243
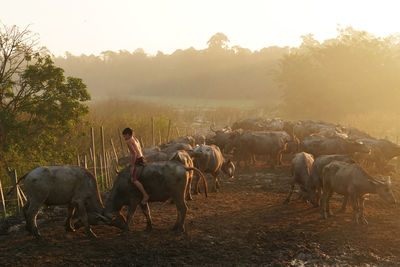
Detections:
1,166,400,266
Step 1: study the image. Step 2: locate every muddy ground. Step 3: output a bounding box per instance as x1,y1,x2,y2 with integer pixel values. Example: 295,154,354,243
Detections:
1,165,400,266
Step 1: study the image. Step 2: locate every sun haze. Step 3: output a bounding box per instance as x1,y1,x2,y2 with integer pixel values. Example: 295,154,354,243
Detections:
2,0,400,56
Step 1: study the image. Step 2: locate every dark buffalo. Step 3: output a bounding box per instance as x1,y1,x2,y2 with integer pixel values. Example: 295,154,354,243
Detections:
321,161,396,224
18,165,113,239
309,154,355,207
104,161,206,233
226,131,288,168
161,143,193,155
300,136,370,158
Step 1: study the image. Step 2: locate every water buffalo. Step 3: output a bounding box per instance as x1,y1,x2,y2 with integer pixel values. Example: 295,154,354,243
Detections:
191,144,235,192
300,136,370,158
309,155,355,207
160,143,193,155
320,161,396,224
283,152,315,205
104,161,207,233
169,136,195,147
226,131,288,169
169,150,206,200
18,165,112,239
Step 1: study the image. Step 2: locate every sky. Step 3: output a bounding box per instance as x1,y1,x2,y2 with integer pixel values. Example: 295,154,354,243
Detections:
2,0,400,57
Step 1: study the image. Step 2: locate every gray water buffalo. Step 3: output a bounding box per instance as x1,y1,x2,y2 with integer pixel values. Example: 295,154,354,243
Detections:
226,131,288,168
145,151,169,162
300,136,370,158
283,152,315,205
321,161,396,224
309,155,355,207
191,144,235,192
169,136,195,147
104,161,207,233
161,143,193,155
18,165,113,239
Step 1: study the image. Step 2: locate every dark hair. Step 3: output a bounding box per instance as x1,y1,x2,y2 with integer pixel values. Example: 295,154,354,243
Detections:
122,127,133,136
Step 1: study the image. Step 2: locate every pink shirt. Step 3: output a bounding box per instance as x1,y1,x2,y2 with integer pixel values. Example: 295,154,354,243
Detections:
125,137,143,163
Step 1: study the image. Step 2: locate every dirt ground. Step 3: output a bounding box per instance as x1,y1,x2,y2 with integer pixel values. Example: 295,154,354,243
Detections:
1,165,400,266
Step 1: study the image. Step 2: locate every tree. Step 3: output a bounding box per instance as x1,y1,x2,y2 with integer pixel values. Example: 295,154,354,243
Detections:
276,27,400,121
207,32,230,50
0,24,90,167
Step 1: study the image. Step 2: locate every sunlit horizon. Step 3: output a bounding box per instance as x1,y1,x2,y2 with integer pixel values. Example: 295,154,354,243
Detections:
2,0,400,57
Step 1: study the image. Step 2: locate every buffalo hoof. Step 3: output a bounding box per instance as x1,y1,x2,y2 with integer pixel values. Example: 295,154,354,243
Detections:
360,217,368,225
186,195,193,201
87,228,97,239
65,226,76,232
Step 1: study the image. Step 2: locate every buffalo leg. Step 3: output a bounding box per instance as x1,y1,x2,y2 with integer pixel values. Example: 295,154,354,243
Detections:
65,204,76,232
326,191,334,217
358,198,368,225
75,201,96,238
186,175,193,201
26,201,42,238
283,181,295,205
140,203,153,232
338,195,348,213
124,199,141,232
350,195,359,224
171,194,187,233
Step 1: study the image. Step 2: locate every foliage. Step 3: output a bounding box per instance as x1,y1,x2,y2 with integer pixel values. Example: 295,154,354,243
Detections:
276,27,400,121
0,24,90,178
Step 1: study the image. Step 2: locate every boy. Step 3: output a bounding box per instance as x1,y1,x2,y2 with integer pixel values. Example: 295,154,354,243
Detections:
122,127,149,205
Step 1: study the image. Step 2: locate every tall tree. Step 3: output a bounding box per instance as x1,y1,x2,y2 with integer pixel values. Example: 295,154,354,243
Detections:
0,24,90,167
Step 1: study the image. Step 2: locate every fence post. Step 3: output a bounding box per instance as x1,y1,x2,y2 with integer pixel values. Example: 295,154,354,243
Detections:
7,168,21,214
151,117,155,146
76,153,80,166
110,138,119,163
84,155,88,169
0,178,6,219
118,128,125,157
167,119,172,143
90,127,97,180
100,126,108,188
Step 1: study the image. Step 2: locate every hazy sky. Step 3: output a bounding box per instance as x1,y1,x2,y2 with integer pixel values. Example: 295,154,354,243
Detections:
2,0,400,57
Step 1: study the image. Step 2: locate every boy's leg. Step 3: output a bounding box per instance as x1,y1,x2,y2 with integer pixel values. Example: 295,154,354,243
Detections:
133,181,149,205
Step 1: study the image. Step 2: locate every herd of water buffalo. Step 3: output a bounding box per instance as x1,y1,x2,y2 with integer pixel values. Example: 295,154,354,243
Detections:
17,118,400,239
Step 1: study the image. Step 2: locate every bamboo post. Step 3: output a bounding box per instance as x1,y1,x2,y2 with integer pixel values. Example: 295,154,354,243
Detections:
175,126,180,138
90,127,97,180
118,128,125,157
76,153,80,166
0,178,6,219
99,153,104,190
100,126,108,188
167,119,172,143
159,129,162,145
89,148,93,162
151,117,155,146
7,168,21,214
110,138,119,163
84,155,88,169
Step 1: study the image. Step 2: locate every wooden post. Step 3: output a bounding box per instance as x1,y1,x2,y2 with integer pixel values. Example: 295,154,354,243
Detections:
89,148,93,162
7,168,21,214
0,178,6,219
118,128,125,157
84,155,88,169
110,138,119,163
151,117,155,146
159,129,162,145
76,153,80,166
99,153,104,190
167,119,172,143
100,126,108,188
90,127,97,180
138,136,144,148
175,126,180,137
